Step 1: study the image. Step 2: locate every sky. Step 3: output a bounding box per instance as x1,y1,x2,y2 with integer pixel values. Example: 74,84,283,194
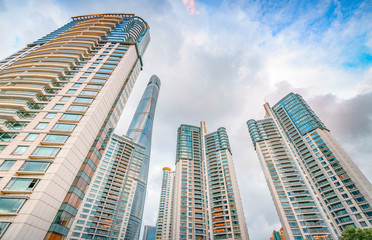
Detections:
1,0,372,239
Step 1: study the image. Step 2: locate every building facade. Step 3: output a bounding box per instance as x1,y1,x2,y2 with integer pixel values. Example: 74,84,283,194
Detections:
143,225,156,240
67,75,160,240
247,93,372,240
156,122,249,240
155,167,175,240
270,228,287,240
0,13,150,239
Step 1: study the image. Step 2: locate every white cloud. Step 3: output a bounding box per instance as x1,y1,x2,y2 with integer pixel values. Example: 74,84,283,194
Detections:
181,0,200,15
0,1,371,239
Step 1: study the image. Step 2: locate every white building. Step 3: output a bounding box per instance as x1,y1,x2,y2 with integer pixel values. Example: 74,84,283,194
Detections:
247,93,372,240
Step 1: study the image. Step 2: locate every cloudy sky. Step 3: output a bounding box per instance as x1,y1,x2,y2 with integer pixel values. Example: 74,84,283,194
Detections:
1,0,372,239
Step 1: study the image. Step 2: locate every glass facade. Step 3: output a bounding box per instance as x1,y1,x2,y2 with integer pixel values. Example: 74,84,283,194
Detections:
66,75,160,240
125,75,160,240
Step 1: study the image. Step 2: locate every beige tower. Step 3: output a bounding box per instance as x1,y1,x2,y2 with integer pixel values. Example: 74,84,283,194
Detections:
0,13,150,239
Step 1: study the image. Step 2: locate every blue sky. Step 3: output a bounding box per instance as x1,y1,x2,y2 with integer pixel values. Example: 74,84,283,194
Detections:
0,0,372,239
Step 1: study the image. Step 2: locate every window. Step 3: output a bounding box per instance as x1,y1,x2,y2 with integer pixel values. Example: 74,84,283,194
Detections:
73,83,82,88
42,134,68,143
0,160,16,171
80,91,98,96
35,122,48,130
4,178,39,191
19,161,49,172
60,114,82,121
74,97,93,104
90,78,106,83
44,113,57,119
60,96,71,102
24,133,39,142
0,145,6,153
31,147,60,157
68,105,88,112
52,123,76,132
0,222,10,237
99,68,113,72
53,104,64,110
102,64,116,68
78,77,87,82
86,84,102,89
12,146,28,155
67,89,77,94
0,198,26,213
95,73,110,77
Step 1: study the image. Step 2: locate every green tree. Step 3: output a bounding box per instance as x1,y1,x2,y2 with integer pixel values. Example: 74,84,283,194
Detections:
339,226,372,240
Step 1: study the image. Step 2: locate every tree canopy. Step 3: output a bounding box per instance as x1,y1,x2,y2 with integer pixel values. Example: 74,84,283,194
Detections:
339,226,372,240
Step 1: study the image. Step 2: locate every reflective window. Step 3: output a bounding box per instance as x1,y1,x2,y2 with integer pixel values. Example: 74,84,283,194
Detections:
53,104,64,110
19,161,49,172
60,96,71,102
12,146,28,155
52,123,76,132
0,198,26,213
0,160,16,171
90,78,106,83
43,134,68,143
73,83,82,88
31,147,60,157
24,133,39,141
0,222,10,237
68,105,88,112
80,91,97,96
4,178,39,191
60,114,82,121
67,89,77,94
44,113,57,119
35,122,48,129
85,84,102,89
74,97,93,104
0,145,6,153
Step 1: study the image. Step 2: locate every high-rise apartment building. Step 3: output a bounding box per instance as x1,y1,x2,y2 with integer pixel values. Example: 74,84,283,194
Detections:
155,122,249,240
143,225,156,240
270,228,287,240
247,93,372,240
155,167,175,239
67,75,160,240
0,13,150,239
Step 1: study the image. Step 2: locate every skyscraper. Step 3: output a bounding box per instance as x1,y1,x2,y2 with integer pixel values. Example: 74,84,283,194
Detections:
247,93,372,240
66,75,160,240
125,75,161,240
155,167,175,240
0,13,150,239
155,122,249,240
143,225,156,240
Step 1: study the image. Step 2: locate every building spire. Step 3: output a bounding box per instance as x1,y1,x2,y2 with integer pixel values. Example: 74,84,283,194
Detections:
126,74,161,157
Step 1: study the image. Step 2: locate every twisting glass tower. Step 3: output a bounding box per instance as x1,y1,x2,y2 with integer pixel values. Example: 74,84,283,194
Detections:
66,75,160,240
247,93,372,240
155,122,249,240
0,13,150,240
125,75,160,239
